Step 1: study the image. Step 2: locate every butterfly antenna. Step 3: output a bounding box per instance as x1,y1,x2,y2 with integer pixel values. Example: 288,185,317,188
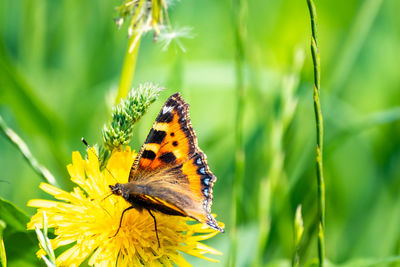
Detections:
81,137,118,183
101,192,113,201
88,192,113,218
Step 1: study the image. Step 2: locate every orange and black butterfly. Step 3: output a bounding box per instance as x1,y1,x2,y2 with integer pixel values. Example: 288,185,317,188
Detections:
109,93,224,244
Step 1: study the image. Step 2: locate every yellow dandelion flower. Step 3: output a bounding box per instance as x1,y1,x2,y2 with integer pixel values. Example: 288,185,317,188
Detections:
27,147,222,266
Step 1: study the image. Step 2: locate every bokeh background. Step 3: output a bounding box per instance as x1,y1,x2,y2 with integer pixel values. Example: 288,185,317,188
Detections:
1,0,400,266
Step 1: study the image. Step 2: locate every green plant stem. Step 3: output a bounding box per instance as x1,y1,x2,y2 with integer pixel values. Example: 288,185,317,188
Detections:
0,220,6,267
0,115,57,186
0,238,5,267
307,0,325,266
115,33,141,105
230,0,247,266
34,211,56,266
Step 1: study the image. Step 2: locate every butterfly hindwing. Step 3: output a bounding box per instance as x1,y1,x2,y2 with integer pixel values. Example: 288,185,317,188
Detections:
128,93,223,232
130,152,221,231
179,152,220,231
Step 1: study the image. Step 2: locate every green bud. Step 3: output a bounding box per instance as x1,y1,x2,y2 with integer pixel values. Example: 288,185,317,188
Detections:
294,205,304,247
103,83,162,152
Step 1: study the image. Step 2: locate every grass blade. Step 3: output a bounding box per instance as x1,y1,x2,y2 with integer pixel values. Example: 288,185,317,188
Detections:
0,115,57,186
230,0,247,265
328,0,384,94
306,0,325,266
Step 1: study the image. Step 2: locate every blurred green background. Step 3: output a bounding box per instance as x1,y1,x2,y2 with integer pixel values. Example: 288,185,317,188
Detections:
1,0,400,266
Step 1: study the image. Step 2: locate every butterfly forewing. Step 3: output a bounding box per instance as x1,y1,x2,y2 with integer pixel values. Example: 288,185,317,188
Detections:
130,93,195,175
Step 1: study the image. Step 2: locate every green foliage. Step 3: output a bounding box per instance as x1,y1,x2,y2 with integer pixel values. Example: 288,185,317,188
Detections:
0,198,29,236
0,199,39,267
0,220,6,267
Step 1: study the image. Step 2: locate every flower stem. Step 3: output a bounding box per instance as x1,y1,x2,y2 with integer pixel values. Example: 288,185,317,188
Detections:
115,33,142,105
306,0,325,266
230,0,247,265
0,115,57,186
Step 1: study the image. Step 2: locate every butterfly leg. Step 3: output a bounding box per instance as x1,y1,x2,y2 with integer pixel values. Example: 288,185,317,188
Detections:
146,208,160,248
113,205,135,237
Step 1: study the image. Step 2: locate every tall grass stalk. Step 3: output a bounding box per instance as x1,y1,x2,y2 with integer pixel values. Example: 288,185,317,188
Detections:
256,49,304,265
0,115,57,186
230,0,247,265
307,0,325,266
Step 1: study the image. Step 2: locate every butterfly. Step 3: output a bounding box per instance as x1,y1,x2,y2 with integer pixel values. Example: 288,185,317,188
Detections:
109,92,224,245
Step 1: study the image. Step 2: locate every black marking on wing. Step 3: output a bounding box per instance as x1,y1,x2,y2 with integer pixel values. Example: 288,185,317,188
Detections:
127,195,186,217
142,150,156,160
145,129,166,144
159,152,176,164
190,152,219,222
156,111,174,123
168,94,196,156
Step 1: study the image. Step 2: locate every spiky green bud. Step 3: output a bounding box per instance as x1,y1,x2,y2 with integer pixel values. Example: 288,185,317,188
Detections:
103,83,162,152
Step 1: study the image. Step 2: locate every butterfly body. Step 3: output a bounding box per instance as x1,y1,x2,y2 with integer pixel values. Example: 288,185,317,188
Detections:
110,183,185,216
110,93,224,233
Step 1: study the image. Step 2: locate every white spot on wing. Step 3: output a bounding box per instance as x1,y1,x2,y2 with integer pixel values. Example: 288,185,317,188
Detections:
162,105,173,114
203,199,208,210
196,157,202,165
153,122,168,131
203,177,210,186
203,188,209,197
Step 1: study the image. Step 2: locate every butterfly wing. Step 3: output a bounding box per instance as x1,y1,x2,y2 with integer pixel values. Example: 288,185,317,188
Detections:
129,93,223,232
130,93,195,174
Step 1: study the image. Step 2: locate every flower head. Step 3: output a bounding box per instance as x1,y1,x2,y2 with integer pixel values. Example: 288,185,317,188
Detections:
27,147,222,266
114,0,191,52
115,0,169,50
